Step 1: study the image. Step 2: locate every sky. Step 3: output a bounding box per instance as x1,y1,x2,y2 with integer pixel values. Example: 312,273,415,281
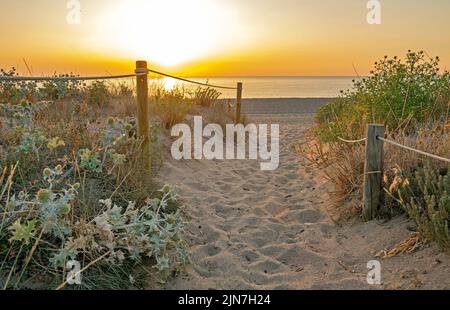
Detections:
1,0,450,76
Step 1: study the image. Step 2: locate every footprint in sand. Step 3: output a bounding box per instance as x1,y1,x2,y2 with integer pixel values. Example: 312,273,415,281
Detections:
157,113,364,290
283,209,324,224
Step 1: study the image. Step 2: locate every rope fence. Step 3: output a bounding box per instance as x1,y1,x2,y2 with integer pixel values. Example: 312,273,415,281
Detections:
0,73,146,81
337,134,450,163
0,60,245,167
337,124,449,221
337,137,367,144
377,136,450,164
143,68,238,90
0,68,238,90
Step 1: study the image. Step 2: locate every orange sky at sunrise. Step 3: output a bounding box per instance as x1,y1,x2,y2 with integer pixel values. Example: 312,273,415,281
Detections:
1,0,450,77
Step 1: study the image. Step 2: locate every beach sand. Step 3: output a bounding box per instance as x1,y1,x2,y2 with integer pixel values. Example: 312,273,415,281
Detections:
156,98,450,290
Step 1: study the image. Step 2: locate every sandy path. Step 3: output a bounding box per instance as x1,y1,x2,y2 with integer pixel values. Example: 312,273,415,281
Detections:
156,101,450,290
158,112,372,289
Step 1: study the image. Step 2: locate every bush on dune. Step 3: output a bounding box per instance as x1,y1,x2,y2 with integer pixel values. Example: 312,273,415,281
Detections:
0,71,236,288
316,51,450,142
151,83,234,130
152,85,192,130
84,81,111,106
308,51,450,250
390,163,450,250
0,77,189,289
193,87,221,107
0,68,84,103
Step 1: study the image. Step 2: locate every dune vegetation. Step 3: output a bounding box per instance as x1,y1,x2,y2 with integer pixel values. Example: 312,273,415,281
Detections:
303,51,450,250
0,69,230,289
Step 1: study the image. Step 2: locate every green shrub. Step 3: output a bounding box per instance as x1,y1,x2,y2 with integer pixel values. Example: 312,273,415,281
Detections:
0,68,84,103
155,96,192,130
85,81,111,106
393,164,450,250
0,166,189,289
38,74,83,100
0,76,189,289
0,68,38,104
79,148,102,173
193,87,221,107
111,82,133,97
316,51,450,142
150,85,192,129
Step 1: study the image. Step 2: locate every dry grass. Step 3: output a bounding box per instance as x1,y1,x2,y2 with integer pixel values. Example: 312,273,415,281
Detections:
300,118,450,222
153,96,192,130
375,233,424,258
151,84,237,131
298,131,365,221
0,89,187,289
0,74,242,289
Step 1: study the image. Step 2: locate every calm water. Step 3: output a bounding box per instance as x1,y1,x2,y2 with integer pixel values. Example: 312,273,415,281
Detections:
149,76,357,99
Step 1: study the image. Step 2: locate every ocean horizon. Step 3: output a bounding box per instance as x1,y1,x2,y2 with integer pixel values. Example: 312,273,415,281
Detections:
149,76,359,99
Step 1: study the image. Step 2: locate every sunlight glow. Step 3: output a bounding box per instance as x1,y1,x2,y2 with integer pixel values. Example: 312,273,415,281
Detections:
96,0,238,67
162,77,177,91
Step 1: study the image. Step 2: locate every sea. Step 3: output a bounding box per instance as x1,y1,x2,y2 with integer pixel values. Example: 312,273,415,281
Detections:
149,76,358,99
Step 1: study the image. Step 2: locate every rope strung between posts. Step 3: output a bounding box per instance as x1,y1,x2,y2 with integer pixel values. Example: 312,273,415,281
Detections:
1,69,238,90
377,136,450,164
337,136,367,144
141,68,238,90
337,133,449,163
0,73,147,82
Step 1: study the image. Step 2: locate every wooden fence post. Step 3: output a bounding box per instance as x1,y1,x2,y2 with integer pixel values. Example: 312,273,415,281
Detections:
235,82,243,123
136,60,149,169
362,124,385,221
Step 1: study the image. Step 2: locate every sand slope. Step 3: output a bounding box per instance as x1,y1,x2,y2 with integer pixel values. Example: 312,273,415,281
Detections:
156,104,450,290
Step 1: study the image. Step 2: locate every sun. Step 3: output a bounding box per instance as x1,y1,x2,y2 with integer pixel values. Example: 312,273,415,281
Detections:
96,0,236,67
162,77,177,91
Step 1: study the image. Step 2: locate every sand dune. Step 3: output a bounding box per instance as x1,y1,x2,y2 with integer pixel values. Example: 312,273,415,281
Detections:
156,99,450,290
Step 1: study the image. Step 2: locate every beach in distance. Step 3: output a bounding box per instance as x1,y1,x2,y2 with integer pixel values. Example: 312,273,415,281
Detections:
158,96,450,290
238,98,335,115
159,76,356,99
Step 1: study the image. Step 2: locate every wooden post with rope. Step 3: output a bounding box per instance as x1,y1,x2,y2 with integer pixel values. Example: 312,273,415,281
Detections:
235,82,243,123
135,60,150,170
362,124,385,221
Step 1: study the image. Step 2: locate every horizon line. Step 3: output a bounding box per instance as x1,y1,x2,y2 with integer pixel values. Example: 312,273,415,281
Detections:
151,75,366,78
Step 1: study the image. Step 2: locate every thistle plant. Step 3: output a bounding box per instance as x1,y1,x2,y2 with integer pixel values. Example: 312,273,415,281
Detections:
1,101,51,161
1,163,188,289
98,117,134,177
0,68,38,104
51,184,189,276
38,75,83,100
79,148,102,173
103,117,130,147
8,219,36,245
107,151,127,178
16,131,47,159
0,72,183,289
110,152,126,166
0,101,48,128
394,164,450,250
37,165,78,239
47,137,65,151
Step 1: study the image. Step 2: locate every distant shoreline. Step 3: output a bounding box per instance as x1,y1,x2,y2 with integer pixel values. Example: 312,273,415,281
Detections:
219,97,335,115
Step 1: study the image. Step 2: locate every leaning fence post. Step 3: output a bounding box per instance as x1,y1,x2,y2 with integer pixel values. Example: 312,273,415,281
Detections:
235,82,243,123
362,124,385,221
135,60,150,169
